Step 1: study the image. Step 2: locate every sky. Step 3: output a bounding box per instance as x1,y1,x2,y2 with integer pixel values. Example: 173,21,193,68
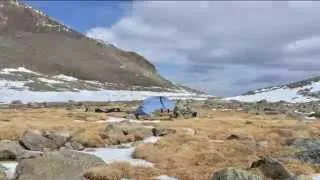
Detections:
27,1,320,96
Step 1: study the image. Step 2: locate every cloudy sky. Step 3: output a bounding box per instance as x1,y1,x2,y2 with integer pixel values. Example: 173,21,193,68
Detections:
29,1,320,96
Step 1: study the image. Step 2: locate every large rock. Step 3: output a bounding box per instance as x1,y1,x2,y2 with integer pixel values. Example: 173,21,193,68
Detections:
0,140,24,160
43,131,70,147
250,157,294,180
15,150,105,180
20,130,70,151
20,130,58,151
173,100,197,118
212,167,262,180
0,140,40,160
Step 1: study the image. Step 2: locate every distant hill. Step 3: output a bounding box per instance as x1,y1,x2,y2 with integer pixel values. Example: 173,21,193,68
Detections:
226,76,320,103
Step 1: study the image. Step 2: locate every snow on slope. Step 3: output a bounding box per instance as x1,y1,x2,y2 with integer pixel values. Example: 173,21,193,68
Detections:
227,79,320,103
0,67,209,104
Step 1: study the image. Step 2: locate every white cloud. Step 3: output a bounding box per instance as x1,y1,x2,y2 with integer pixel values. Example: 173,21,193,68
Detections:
87,1,320,96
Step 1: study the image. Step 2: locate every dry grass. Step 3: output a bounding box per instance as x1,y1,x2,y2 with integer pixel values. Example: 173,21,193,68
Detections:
0,106,319,179
84,162,160,180
133,110,320,179
0,107,107,144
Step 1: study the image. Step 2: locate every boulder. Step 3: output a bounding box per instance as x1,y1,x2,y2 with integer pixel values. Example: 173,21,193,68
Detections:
43,131,70,147
0,140,25,160
212,167,262,180
20,130,58,151
173,100,196,118
250,157,294,179
0,140,41,161
15,150,105,180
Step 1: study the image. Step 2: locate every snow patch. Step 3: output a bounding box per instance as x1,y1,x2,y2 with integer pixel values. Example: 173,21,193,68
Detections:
52,74,78,82
81,146,153,167
156,175,178,180
1,67,41,76
0,161,18,179
227,82,320,103
38,78,63,84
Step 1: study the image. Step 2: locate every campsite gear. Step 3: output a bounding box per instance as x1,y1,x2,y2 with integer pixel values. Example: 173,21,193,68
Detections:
135,96,176,120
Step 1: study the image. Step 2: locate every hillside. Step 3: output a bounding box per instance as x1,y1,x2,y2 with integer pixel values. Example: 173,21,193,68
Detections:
227,76,320,103
0,0,176,89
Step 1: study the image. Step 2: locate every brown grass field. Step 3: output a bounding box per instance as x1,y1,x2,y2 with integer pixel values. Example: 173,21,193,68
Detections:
0,106,319,179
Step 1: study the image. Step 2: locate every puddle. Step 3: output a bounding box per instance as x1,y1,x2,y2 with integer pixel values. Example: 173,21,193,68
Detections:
0,161,18,179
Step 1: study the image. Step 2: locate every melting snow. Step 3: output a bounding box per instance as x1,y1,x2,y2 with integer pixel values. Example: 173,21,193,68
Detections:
38,78,62,84
0,67,41,76
52,74,78,82
156,175,178,180
81,146,153,167
80,136,160,167
106,117,160,124
0,161,18,179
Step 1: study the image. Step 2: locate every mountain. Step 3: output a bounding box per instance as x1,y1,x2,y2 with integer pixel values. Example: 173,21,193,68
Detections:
227,76,320,103
0,0,209,103
0,0,177,89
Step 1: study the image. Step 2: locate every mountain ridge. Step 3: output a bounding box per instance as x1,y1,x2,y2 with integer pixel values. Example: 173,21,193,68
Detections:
0,0,186,90
227,75,320,103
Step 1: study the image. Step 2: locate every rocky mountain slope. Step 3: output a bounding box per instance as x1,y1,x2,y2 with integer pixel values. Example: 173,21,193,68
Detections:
0,0,209,103
0,0,177,89
227,76,320,103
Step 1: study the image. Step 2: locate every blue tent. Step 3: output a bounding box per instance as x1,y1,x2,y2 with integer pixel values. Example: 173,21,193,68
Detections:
135,96,176,116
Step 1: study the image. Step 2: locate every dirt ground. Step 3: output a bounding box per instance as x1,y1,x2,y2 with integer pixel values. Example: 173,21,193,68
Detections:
0,104,319,179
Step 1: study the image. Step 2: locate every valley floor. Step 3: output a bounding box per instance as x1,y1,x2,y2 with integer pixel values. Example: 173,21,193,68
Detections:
0,102,319,179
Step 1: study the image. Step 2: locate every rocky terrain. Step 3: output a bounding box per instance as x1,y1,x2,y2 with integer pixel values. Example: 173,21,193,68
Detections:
0,100,318,180
227,76,320,103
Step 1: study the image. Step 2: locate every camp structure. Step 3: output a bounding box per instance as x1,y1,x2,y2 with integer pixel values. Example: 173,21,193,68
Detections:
135,96,176,119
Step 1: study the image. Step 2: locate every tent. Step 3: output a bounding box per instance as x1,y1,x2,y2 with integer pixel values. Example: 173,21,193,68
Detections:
135,96,176,118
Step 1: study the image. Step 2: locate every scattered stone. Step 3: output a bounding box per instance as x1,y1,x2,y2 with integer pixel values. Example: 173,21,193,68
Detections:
15,150,105,180
20,130,58,151
212,167,262,180
227,134,240,140
64,141,85,151
250,157,294,180
152,127,176,136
